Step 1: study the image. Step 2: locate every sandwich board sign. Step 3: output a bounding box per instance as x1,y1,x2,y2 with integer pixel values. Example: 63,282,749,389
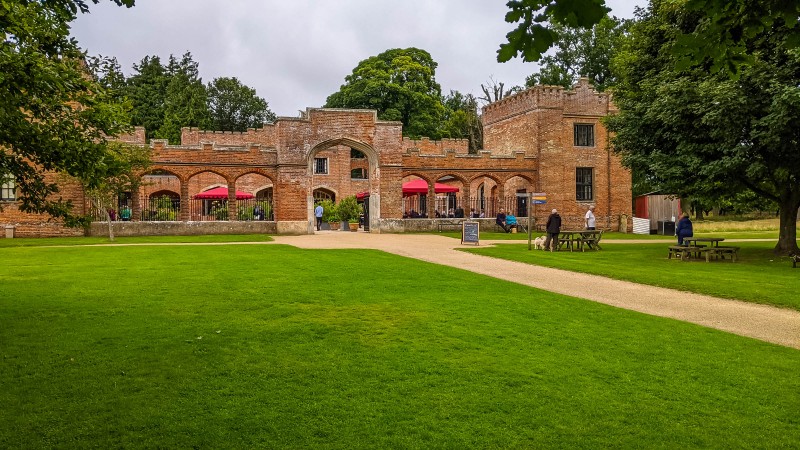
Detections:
461,221,479,245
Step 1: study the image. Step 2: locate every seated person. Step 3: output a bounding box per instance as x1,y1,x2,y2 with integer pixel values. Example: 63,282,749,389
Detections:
676,213,693,245
495,209,510,233
454,206,464,218
506,213,518,230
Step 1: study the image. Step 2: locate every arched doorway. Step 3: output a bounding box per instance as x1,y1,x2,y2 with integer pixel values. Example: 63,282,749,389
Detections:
307,138,380,233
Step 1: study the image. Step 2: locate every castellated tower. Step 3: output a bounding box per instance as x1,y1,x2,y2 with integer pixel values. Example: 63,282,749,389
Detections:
481,78,629,229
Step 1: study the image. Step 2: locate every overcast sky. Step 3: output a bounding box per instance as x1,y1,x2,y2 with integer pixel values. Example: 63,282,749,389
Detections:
71,0,643,118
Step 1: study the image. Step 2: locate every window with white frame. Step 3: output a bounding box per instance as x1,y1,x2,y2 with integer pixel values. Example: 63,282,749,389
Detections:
576,167,594,201
1,174,16,201
351,168,367,179
313,157,328,175
574,123,595,147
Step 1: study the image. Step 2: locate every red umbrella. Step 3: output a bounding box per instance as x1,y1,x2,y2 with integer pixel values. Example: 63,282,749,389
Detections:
402,179,459,196
192,187,254,200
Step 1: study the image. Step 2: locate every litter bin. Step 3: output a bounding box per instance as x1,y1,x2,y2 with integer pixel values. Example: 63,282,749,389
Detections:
657,220,675,236
5,225,15,239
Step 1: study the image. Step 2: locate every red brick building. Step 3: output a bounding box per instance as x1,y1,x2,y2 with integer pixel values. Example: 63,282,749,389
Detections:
1,78,631,237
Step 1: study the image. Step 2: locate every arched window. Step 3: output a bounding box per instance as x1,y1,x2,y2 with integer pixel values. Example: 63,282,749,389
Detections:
350,148,366,159
350,168,368,180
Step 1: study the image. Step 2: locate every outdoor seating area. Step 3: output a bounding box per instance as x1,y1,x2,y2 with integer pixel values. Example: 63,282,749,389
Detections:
557,230,604,252
669,237,740,262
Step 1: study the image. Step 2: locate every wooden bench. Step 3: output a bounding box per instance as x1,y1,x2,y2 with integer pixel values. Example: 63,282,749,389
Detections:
581,230,604,251
437,221,461,232
668,245,703,260
704,246,740,262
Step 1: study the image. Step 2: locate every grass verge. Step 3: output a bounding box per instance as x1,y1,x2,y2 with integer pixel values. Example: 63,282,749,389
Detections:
0,234,272,248
464,241,800,310
1,244,798,448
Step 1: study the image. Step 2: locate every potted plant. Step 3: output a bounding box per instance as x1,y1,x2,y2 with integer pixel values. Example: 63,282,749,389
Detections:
337,195,361,232
319,199,339,230
348,217,359,231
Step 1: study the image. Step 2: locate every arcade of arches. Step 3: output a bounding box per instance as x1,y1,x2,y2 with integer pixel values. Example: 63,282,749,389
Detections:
1,80,632,236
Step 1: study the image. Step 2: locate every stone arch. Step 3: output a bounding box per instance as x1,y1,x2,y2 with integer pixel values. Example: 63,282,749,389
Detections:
232,169,275,186
308,137,380,233
313,187,337,203
143,167,185,183
186,169,232,183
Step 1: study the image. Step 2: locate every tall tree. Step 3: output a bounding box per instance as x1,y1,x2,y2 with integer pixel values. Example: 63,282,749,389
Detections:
525,16,629,91
206,77,275,132
86,55,128,103
606,0,800,254
325,48,445,139
0,0,133,225
126,55,168,141
156,52,210,144
441,91,482,152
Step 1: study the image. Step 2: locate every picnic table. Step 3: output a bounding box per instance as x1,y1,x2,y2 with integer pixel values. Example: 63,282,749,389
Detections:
669,237,740,262
683,237,725,248
557,230,603,252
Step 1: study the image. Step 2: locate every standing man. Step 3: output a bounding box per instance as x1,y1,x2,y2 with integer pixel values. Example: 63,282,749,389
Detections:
585,205,596,230
314,203,324,231
543,208,562,251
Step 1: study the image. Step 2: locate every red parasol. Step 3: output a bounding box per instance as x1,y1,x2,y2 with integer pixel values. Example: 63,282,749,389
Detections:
402,179,459,196
192,187,254,200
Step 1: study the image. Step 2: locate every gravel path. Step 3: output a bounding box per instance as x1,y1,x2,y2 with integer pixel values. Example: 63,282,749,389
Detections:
271,232,800,350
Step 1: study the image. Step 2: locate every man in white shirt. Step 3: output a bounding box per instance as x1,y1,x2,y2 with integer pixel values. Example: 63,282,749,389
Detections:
585,205,596,230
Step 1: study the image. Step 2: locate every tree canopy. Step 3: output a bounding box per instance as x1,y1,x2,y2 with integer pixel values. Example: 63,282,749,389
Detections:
606,0,800,254
0,0,133,225
499,0,800,77
525,16,629,91
325,48,445,139
206,77,275,132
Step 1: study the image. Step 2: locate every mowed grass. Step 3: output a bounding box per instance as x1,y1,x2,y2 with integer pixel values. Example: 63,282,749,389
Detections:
465,242,800,310
1,244,799,448
0,234,272,248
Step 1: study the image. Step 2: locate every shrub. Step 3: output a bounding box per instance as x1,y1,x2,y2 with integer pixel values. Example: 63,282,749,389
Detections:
336,195,361,223
318,199,337,222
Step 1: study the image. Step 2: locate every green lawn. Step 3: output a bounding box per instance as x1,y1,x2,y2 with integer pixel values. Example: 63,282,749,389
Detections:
1,244,798,448
465,241,800,310
0,234,272,248
431,229,781,241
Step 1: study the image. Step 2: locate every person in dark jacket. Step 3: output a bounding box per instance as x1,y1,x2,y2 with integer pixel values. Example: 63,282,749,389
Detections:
676,213,693,245
496,209,510,232
543,208,562,251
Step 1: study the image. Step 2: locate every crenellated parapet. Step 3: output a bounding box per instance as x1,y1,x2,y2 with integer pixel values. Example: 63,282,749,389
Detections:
482,78,613,127
180,124,277,147
402,137,469,155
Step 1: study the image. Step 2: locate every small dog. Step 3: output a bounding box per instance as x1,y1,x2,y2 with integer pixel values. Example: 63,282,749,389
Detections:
533,236,546,250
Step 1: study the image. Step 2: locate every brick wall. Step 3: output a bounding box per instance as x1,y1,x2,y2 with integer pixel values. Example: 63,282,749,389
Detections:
3,95,632,236
483,78,631,228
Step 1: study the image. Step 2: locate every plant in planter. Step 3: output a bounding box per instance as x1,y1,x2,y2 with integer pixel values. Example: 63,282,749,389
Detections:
337,195,362,232
319,199,339,230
